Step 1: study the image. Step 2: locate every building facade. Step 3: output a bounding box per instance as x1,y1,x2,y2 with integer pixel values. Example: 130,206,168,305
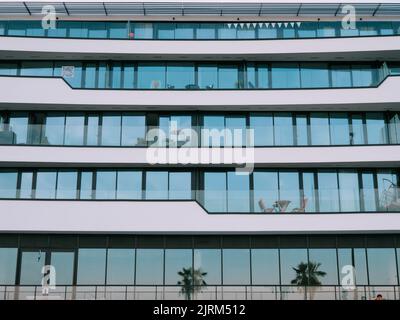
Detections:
0,0,400,300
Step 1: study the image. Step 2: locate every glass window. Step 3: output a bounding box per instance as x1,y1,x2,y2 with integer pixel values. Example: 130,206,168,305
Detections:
274,112,293,145
7,21,27,36
302,172,316,212
80,171,93,200
35,171,57,199
111,62,122,88
84,63,96,88
279,171,300,212
352,65,376,87
146,171,168,199
300,63,329,88
19,251,45,285
297,22,317,38
338,248,368,286
225,116,246,147
0,171,17,198
86,115,100,146
136,249,164,285
227,172,250,212
351,114,365,145
318,171,340,212
198,65,217,89
65,113,85,145
194,249,221,284
338,170,360,212
107,249,135,285
204,172,226,212
0,21,5,35
251,249,279,284
196,24,216,39
166,64,195,89
116,171,142,200
361,172,377,211
308,249,338,285
56,170,78,199
253,171,278,213
121,114,146,146
0,248,18,284
330,112,350,145
137,64,165,89
0,62,18,76
388,113,400,144
77,249,106,285
50,251,74,285
20,171,33,199
156,23,175,39
222,249,250,285
97,62,108,89
20,61,53,77
69,21,87,38
133,23,153,39
271,63,300,88
87,22,107,38
218,65,239,89
295,114,308,145
218,24,236,39
280,249,308,285
237,25,255,39
9,113,29,144
96,171,116,199
331,65,352,87
367,248,397,285
108,22,127,39
43,113,64,145
165,249,192,285
202,115,225,147
366,112,388,144
250,113,274,146
101,113,121,146
359,22,378,36
175,23,195,39
169,172,192,200
54,61,82,88
123,63,135,89
258,23,278,39
376,170,398,211
317,22,338,37
310,112,330,145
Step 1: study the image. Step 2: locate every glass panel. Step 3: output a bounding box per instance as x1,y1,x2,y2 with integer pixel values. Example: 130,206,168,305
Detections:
338,248,368,286
297,22,317,38
330,112,350,145
43,113,64,145
194,249,221,285
258,24,278,39
175,23,195,39
218,24,236,39
198,65,217,89
169,172,192,200
366,113,388,144
318,171,339,212
56,170,78,199
351,114,365,145
302,172,316,212
274,112,293,145
196,24,216,39
165,249,192,285
80,171,93,200
218,65,239,89
367,248,397,285
388,113,400,144
7,21,27,36
225,116,246,147
50,251,74,285
227,172,250,212
97,62,108,89
204,172,226,212
87,22,107,38
65,113,85,145
338,170,360,212
77,249,106,285
317,22,338,37
253,171,278,213
300,63,329,88
146,171,168,199
279,171,300,212
86,115,99,146
137,64,165,89
108,22,127,39
84,63,96,88
35,171,57,199
251,249,280,284
101,114,121,146
0,62,18,76
166,64,195,89
20,251,45,285
331,65,352,87
136,249,164,285
352,65,376,87
310,112,330,145
123,63,135,89
20,172,33,199
308,249,338,285
376,170,398,211
54,61,82,88
361,172,377,211
0,171,17,198
156,23,175,39
9,113,29,144
106,249,135,285
250,113,273,146
20,61,53,77
133,23,153,39
271,63,300,88
295,114,308,145
121,114,146,146
280,249,308,285
111,62,122,88
222,249,250,285
116,171,142,200
202,116,225,147
237,25,255,39
0,248,17,284
96,171,116,199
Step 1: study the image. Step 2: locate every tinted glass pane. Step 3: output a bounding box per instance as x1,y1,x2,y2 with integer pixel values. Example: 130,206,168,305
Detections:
116,171,142,200
20,251,45,285
123,64,135,89
300,63,329,88
0,62,18,75
137,64,165,89
376,170,398,211
197,24,216,39
86,115,99,146
361,172,377,211
65,114,84,145
169,172,192,200
279,171,300,212
251,249,279,284
227,172,250,212
250,113,274,146
165,249,192,285
80,171,93,200
194,249,221,285
302,172,316,212
204,172,226,212
271,63,300,88
352,65,376,87
166,64,195,89
9,113,29,144
156,23,174,39
175,23,195,39
351,114,365,145
56,171,78,199
338,170,360,212
367,248,397,285
44,113,64,145
77,249,106,285
366,113,388,144
318,171,339,212
253,171,278,213
223,249,250,285
331,65,352,87
96,171,116,199
308,249,338,285
98,62,108,89
146,171,168,199
310,112,330,145
20,172,33,199
0,171,17,198
54,62,82,88
111,63,122,88
280,249,308,285
101,114,121,146
50,251,74,285
337,248,368,285
109,22,127,38
198,65,217,89
133,23,153,39
218,65,239,89
136,249,163,285
121,114,146,146
295,114,308,145
107,249,135,285
0,248,17,284
35,171,57,199
21,61,53,77
330,112,350,145
225,116,246,147
274,112,293,145
84,63,96,88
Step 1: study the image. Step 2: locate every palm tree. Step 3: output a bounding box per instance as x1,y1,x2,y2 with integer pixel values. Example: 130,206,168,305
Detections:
290,261,326,300
177,267,207,300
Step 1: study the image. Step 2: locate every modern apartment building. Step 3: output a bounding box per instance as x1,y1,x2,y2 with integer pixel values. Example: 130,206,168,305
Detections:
0,0,400,300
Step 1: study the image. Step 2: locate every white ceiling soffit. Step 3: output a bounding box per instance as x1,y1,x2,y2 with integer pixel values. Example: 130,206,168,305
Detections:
0,2,400,17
